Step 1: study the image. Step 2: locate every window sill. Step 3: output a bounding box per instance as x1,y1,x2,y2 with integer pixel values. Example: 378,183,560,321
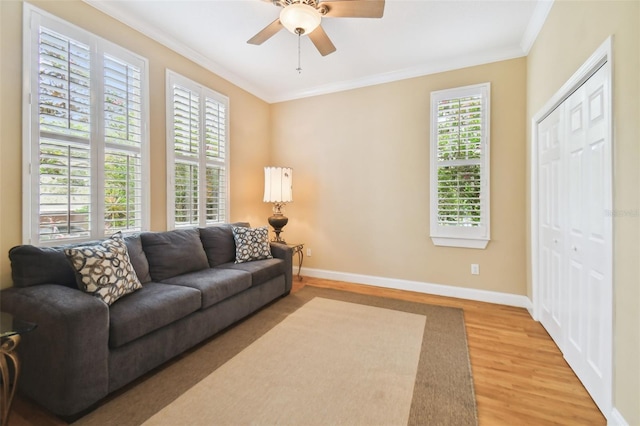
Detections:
431,237,489,249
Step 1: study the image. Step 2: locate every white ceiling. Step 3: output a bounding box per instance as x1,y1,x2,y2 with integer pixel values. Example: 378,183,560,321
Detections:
84,0,553,103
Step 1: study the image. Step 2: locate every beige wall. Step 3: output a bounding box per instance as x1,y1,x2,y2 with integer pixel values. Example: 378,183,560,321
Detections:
526,0,640,423
271,58,527,295
0,0,271,288
0,1,9,291
2,0,637,421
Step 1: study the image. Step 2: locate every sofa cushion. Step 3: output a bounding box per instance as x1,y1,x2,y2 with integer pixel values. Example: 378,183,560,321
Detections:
217,258,285,287
9,235,151,289
9,244,78,288
109,282,201,348
123,234,152,284
64,234,142,306
141,229,209,281
161,268,252,309
232,226,273,263
199,222,249,267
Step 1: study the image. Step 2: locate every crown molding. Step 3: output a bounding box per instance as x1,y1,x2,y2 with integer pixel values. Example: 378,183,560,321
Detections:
83,0,535,104
271,47,525,103
520,0,554,54
82,0,273,102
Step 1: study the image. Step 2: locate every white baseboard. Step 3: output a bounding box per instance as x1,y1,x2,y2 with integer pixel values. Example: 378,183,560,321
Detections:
609,408,629,426
298,267,533,309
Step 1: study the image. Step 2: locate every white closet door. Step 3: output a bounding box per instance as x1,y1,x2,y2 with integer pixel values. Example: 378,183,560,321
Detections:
563,64,611,413
537,105,565,347
536,63,611,416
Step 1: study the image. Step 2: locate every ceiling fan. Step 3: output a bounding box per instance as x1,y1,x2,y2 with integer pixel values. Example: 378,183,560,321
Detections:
247,0,385,56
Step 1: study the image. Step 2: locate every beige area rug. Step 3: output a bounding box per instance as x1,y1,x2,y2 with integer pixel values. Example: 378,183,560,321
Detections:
144,298,426,425
74,286,477,426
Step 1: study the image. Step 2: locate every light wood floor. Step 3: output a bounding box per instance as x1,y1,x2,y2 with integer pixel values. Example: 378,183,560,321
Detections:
9,277,605,426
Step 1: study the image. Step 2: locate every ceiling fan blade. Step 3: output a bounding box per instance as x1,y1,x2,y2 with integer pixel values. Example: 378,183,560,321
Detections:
247,18,284,45
319,0,385,18
308,25,336,56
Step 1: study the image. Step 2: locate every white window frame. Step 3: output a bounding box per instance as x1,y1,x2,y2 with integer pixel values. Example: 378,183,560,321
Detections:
22,4,150,245
430,83,490,249
166,70,230,229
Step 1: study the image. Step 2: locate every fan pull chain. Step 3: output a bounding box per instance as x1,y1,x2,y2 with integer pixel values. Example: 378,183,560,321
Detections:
296,32,302,74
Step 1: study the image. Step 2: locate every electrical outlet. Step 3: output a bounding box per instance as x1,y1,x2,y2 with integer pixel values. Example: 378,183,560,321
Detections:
306,248,312,257
471,264,480,275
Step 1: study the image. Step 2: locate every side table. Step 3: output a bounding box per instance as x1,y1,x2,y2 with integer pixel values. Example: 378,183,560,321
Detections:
1,312,37,426
287,243,304,281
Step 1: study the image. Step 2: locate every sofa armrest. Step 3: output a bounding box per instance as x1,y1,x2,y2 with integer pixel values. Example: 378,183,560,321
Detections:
270,243,293,293
0,285,110,416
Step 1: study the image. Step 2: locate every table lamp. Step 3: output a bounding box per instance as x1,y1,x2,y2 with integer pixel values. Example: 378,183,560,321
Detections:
263,167,293,243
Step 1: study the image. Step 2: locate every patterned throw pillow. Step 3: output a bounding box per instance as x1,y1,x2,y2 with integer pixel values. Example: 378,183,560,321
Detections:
64,233,142,305
232,226,273,264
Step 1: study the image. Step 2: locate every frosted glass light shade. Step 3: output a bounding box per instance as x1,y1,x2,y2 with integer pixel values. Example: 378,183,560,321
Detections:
263,167,293,203
279,3,321,35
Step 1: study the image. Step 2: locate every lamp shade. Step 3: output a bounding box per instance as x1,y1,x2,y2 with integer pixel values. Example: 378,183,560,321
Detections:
279,3,321,35
263,167,293,203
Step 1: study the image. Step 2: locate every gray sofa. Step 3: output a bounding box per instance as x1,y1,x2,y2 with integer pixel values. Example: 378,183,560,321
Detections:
0,223,292,418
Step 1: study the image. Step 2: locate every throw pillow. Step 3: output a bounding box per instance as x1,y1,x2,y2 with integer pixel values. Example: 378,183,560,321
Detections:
199,222,250,267
232,226,273,264
64,233,142,305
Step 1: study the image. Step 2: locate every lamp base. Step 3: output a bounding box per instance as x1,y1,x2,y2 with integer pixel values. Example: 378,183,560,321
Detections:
268,214,288,244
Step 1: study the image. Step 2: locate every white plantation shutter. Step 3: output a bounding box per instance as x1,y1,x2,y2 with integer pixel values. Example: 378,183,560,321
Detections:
37,27,92,241
104,149,143,232
173,85,200,159
38,139,92,240
167,71,229,229
172,84,201,226
103,55,142,148
103,55,144,233
174,162,199,226
38,29,91,139
24,5,149,244
436,95,482,226
204,97,227,223
205,165,226,223
430,83,490,249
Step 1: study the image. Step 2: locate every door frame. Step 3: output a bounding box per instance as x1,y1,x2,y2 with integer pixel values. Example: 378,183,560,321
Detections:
530,36,613,417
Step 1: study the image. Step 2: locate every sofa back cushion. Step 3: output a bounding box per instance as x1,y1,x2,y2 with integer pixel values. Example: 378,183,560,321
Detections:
124,234,152,284
9,244,77,288
199,222,249,267
9,234,153,288
141,228,209,281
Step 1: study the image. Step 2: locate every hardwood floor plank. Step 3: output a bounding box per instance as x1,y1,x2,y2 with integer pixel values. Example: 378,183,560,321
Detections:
9,277,606,425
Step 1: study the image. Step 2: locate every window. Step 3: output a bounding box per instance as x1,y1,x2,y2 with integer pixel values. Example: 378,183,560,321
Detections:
166,71,229,228
23,5,149,245
430,83,490,249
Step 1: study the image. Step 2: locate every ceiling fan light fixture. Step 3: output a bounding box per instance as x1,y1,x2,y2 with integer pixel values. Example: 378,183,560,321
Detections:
280,3,321,35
